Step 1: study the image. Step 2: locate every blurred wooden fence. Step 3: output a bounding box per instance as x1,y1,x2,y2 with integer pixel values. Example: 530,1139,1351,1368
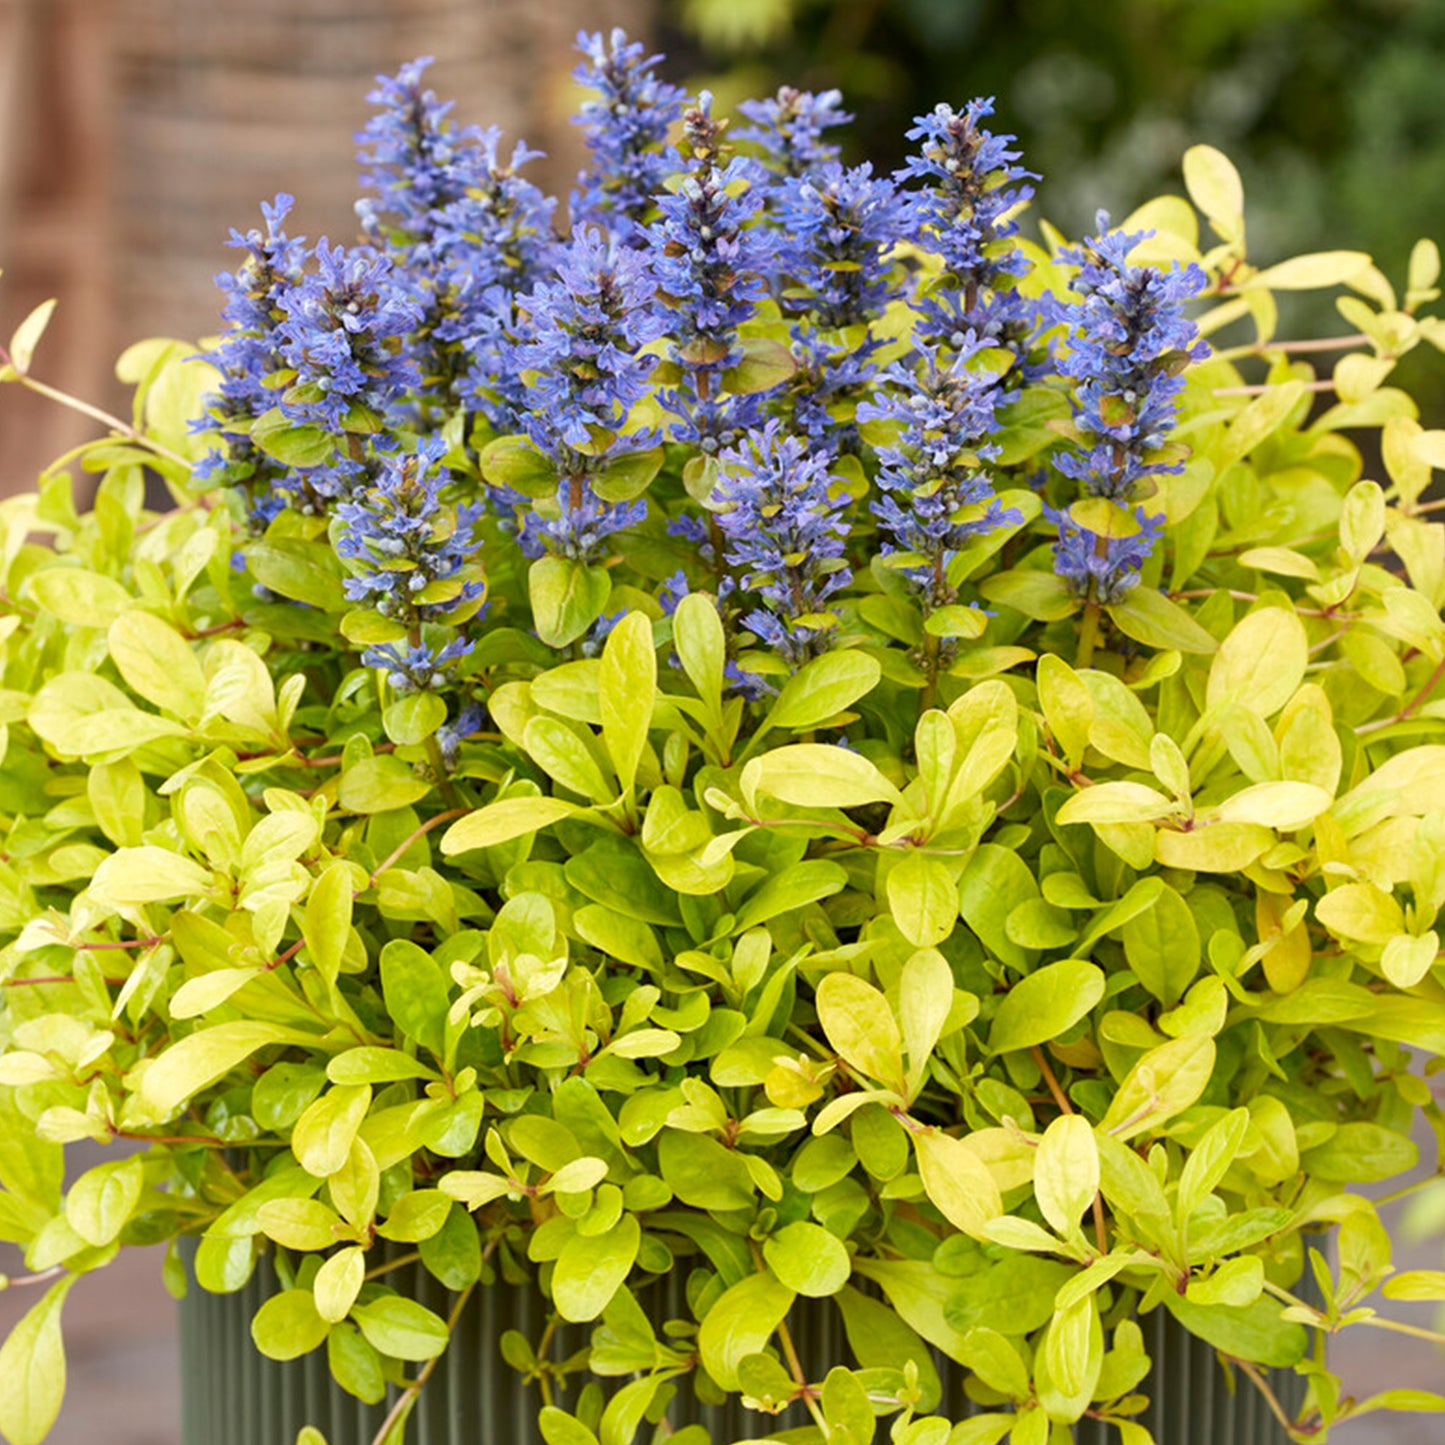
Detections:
0,0,650,496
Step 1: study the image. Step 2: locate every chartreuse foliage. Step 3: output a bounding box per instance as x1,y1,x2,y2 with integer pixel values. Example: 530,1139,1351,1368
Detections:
3,46,1445,1445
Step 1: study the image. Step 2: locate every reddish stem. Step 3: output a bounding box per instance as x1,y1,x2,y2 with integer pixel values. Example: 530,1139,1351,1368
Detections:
367,809,468,885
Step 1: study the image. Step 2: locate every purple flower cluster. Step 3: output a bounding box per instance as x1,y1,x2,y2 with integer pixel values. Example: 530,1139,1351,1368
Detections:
652,98,771,356
1050,213,1209,503
334,439,483,618
336,439,484,692
511,229,663,456
714,421,852,665
1046,214,1206,603
198,195,308,510
1046,504,1164,604
861,336,1017,607
422,129,554,296
357,58,481,230
737,86,851,179
648,96,775,455
898,99,1036,351
785,339,881,452
772,161,905,451
210,195,309,415
200,41,1232,702
356,58,555,404
361,637,474,695
505,228,664,560
435,701,485,767
275,242,423,433
571,29,684,241
513,483,647,563
774,162,902,330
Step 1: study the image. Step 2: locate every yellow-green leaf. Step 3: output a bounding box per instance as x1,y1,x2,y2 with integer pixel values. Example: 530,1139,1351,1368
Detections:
887,852,958,948
1381,932,1439,989
1055,782,1174,826
0,1276,78,1445
89,845,213,906
552,1214,639,1322
107,610,206,719
1315,883,1406,946
1099,1035,1217,1141
1155,822,1273,873
27,568,132,627
672,592,726,710
9,297,58,374
1210,782,1332,830
697,1271,795,1391
351,1295,452,1362
303,862,354,987
1249,251,1371,291
441,795,580,854
1207,608,1308,718
168,967,261,1020
751,744,902,809
338,756,432,815
141,1022,314,1118
314,1246,366,1324
765,650,882,732
1182,145,1244,242
1034,1116,1098,1238
293,1085,373,1179
1215,382,1306,470
599,611,656,794
815,972,904,1086
915,1130,1003,1238
899,947,956,1083
987,960,1105,1055
1036,655,1093,772
251,1290,331,1361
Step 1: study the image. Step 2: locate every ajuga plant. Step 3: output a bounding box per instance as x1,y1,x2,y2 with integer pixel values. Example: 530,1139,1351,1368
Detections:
4,31,1445,1445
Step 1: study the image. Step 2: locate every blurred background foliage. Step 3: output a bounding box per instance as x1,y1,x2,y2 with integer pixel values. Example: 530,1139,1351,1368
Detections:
667,0,1445,414
671,0,1445,285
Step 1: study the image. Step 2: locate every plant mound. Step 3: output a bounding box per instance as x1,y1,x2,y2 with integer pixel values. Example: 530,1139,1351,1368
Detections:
3,30,1445,1445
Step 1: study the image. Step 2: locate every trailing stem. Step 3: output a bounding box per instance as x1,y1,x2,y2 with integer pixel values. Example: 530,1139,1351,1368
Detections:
366,1258,488,1445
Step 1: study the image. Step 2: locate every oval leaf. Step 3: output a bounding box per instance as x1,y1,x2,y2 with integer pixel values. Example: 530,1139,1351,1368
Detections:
987,961,1106,1055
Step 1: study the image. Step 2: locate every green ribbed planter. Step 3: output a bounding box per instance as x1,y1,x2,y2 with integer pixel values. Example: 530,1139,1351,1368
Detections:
179,1249,1307,1445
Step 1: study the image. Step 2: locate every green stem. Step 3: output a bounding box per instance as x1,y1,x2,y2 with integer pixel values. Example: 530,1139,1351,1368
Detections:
362,1251,421,1282
775,1316,827,1430
1358,1315,1445,1346
366,808,467,885
919,555,948,717
426,733,462,809
1371,1173,1445,1208
1213,378,1336,398
9,372,193,471
4,974,125,988
919,628,941,717
1075,601,1102,669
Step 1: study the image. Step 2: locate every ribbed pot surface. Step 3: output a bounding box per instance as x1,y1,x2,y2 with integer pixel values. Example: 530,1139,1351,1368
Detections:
179,1250,1304,1445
